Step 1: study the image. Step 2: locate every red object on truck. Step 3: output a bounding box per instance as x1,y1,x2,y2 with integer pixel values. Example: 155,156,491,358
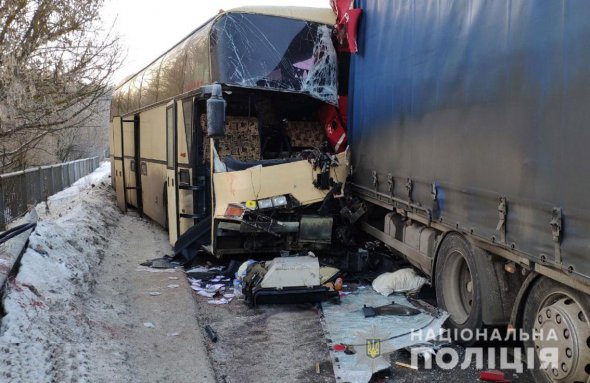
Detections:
330,0,362,53
319,96,348,153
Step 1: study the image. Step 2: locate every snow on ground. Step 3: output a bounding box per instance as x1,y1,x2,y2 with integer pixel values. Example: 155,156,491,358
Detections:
0,162,215,383
1,162,114,343
0,162,128,382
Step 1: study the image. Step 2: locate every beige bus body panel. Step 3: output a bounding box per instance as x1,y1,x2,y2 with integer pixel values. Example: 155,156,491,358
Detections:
142,161,167,227
139,107,166,161
213,151,348,218
114,160,125,211
135,106,168,227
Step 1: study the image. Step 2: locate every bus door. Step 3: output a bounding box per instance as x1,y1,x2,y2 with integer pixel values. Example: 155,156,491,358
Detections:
177,98,209,235
112,116,126,212
120,115,141,212
166,101,179,244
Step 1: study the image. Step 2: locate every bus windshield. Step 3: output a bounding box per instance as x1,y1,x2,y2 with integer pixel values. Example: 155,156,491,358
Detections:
211,13,338,105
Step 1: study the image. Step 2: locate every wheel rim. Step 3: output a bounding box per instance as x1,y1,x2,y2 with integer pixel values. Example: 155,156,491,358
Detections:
442,250,473,325
533,293,590,382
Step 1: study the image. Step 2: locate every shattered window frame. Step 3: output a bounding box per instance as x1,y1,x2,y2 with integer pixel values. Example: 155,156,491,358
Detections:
211,13,338,105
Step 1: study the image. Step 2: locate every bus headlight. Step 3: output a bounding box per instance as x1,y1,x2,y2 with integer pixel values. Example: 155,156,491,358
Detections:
257,198,273,209
271,195,288,207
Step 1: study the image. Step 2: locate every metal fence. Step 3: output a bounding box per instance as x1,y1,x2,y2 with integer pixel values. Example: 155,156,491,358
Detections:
0,157,100,230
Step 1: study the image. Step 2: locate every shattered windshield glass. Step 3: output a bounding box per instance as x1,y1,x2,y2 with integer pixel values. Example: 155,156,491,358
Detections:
211,13,338,105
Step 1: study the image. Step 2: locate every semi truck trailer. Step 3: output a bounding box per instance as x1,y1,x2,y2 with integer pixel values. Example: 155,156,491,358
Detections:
347,1,590,381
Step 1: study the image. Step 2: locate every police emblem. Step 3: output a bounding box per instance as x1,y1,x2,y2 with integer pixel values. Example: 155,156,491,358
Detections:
366,338,381,359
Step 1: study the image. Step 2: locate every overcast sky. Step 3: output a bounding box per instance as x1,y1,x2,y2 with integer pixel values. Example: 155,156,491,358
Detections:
101,0,331,84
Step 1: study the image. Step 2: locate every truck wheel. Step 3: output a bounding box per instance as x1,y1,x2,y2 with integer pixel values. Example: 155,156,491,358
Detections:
522,277,590,383
435,233,483,344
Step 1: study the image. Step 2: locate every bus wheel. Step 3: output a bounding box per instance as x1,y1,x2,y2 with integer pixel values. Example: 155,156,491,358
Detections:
522,277,590,383
435,233,483,344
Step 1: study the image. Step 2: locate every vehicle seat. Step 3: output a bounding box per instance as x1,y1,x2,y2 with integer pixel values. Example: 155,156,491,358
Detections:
284,121,324,149
200,114,260,161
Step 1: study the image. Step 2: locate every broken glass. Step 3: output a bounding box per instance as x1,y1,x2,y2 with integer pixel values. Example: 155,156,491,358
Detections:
211,14,338,105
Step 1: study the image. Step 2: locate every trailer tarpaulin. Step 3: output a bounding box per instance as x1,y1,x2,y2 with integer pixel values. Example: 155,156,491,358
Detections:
349,0,590,282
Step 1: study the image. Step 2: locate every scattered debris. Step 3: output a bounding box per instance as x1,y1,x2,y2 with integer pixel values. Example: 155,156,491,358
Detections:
167,332,180,337
372,268,428,296
243,255,336,306
407,297,445,318
394,361,418,370
140,256,181,269
148,291,161,296
480,370,507,382
136,266,179,273
188,265,236,305
204,325,218,342
321,287,448,382
143,322,155,328
167,284,179,289
208,298,231,305
362,302,421,317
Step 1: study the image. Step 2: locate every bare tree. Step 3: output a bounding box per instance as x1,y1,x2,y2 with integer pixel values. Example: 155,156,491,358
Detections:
0,0,120,171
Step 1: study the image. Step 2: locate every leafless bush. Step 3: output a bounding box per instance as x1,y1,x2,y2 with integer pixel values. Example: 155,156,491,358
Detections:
0,0,121,171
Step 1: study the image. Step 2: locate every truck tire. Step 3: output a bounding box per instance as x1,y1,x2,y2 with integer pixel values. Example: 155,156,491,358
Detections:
435,233,483,344
522,277,590,383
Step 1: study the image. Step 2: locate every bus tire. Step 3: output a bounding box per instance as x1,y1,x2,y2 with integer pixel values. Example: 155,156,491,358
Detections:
435,233,483,344
522,276,590,383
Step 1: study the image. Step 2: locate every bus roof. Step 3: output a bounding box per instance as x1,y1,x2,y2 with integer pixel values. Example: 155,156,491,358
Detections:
226,6,335,25
114,6,334,90
111,6,338,117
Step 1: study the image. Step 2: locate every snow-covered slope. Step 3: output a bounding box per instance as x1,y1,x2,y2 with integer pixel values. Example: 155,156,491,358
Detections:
0,163,133,382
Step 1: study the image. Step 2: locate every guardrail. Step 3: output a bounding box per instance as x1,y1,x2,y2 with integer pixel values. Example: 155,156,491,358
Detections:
0,157,100,230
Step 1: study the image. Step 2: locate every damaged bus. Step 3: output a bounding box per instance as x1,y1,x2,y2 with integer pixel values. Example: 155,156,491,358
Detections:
109,7,349,259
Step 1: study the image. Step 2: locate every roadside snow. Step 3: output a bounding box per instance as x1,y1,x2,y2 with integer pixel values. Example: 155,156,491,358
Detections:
0,162,216,383
1,162,115,343
0,162,129,382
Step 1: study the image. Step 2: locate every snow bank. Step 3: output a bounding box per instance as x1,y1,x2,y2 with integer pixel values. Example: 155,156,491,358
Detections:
0,162,126,382
1,162,116,343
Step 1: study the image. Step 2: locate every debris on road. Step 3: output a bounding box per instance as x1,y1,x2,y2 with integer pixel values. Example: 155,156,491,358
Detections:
143,322,155,328
188,265,235,305
140,256,181,269
243,255,338,306
480,370,507,381
394,361,418,370
372,268,428,296
321,287,449,382
205,325,218,342
135,265,179,273
361,302,421,317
